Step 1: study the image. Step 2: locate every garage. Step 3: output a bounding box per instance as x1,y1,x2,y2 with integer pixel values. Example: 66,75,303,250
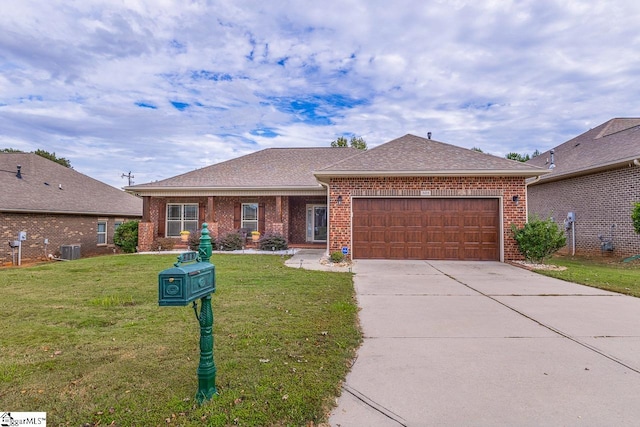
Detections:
352,198,500,261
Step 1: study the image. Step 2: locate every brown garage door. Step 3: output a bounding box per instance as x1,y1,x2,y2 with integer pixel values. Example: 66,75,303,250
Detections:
352,198,500,260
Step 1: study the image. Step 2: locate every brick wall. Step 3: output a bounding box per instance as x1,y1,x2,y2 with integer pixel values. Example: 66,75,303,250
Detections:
328,176,528,261
0,213,138,265
528,165,640,257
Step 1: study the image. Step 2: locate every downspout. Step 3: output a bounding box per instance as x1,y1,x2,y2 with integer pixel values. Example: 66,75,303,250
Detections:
524,175,541,224
319,181,331,257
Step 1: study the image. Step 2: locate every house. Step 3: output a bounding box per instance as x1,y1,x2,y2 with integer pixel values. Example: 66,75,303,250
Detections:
0,153,143,265
527,118,640,257
128,134,547,261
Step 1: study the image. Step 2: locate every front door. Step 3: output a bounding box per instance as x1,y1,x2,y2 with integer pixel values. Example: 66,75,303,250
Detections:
306,205,327,242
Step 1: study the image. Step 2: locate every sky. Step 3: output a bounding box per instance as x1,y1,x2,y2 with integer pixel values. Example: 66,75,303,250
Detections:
1,0,639,189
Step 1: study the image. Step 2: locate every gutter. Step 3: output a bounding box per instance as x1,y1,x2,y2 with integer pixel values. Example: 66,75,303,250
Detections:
124,185,324,192
0,208,142,216
528,156,640,186
314,169,550,180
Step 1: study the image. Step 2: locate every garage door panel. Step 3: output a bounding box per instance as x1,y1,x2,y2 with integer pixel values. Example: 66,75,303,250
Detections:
463,231,481,243
388,230,405,243
352,198,499,261
405,230,422,243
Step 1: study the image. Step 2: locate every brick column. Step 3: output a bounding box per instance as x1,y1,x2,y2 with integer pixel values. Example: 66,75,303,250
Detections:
138,222,154,252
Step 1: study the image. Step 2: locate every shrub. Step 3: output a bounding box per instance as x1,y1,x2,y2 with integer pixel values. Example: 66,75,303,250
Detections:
218,231,244,251
151,238,175,251
511,216,566,263
113,221,138,253
188,230,201,251
330,251,345,263
632,202,640,235
258,233,288,251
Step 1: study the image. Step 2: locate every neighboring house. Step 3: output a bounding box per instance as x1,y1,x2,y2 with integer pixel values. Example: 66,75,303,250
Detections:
1,153,142,265
527,118,640,257
128,134,547,261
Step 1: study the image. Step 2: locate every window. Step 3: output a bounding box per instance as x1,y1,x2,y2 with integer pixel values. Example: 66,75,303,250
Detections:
114,219,124,234
97,220,107,245
166,204,199,237
241,203,258,232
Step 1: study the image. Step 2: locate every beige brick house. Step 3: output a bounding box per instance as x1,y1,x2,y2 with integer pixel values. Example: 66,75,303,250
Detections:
527,118,640,257
129,134,547,261
1,153,142,265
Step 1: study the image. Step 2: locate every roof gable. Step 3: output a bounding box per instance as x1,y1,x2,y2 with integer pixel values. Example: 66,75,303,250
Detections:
527,118,640,183
0,153,142,216
316,134,546,177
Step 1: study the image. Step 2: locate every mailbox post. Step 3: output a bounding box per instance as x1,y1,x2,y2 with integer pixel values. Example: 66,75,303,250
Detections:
158,223,217,404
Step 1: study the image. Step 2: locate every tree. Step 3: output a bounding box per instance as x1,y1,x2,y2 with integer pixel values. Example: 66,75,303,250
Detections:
349,136,367,150
331,136,349,148
1,148,72,167
532,149,541,158
471,147,484,153
632,202,640,235
505,152,531,162
331,136,367,150
34,149,72,168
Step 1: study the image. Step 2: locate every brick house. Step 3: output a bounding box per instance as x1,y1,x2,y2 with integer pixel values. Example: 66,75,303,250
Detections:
1,153,142,265
527,118,640,257
129,134,547,261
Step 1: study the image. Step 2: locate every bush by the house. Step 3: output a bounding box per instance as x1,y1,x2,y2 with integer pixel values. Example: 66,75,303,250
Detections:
113,221,138,253
632,202,640,235
188,230,201,252
218,231,244,251
330,251,345,263
511,216,566,263
258,233,288,251
150,238,176,251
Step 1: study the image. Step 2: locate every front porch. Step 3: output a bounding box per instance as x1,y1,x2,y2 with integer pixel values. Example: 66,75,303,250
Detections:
137,194,329,252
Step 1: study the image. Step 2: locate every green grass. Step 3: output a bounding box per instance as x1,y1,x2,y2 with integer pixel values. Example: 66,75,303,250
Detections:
0,254,361,426
534,255,640,297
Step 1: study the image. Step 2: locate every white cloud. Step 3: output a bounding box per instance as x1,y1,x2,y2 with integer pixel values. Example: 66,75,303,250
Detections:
1,0,639,187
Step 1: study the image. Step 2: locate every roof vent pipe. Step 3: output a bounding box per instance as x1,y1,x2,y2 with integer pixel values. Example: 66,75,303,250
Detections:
16,165,22,179
427,132,432,139
634,159,640,166
549,149,556,169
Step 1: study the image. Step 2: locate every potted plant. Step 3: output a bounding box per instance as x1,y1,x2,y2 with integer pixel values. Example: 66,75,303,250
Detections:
251,230,260,242
180,230,190,242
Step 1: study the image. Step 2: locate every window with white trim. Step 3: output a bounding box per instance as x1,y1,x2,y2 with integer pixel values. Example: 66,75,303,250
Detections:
114,219,124,234
166,204,199,237
97,220,107,245
241,203,258,232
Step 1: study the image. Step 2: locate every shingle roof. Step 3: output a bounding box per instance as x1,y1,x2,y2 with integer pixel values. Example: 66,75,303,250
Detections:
128,147,361,190
0,153,142,216
315,134,547,178
527,118,640,184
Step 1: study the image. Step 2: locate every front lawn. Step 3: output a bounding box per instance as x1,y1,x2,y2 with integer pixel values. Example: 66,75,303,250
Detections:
0,254,361,426
533,255,640,297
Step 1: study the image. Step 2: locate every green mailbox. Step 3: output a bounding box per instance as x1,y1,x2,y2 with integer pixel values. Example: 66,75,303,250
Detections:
159,251,215,306
158,223,217,404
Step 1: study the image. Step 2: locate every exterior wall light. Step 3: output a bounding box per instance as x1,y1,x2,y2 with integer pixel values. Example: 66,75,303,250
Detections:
512,195,520,205
337,195,343,205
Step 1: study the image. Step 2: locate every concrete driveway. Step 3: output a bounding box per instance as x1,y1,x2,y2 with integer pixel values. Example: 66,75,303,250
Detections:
329,260,640,426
